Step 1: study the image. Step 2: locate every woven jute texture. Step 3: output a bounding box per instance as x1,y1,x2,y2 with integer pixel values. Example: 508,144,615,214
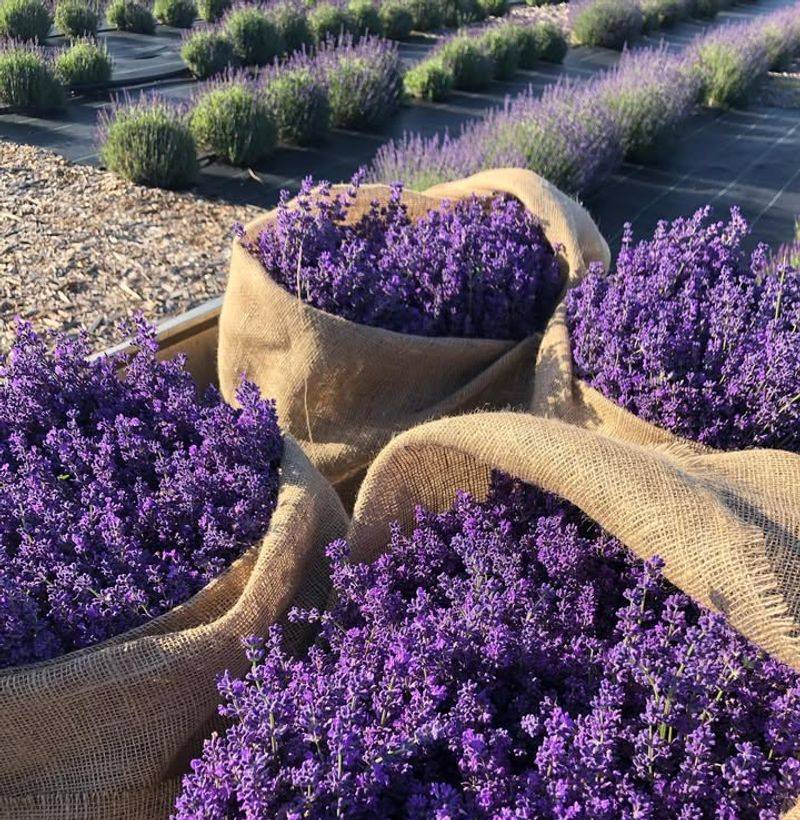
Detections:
217,169,610,504
348,412,800,677
527,214,800,671
0,436,348,820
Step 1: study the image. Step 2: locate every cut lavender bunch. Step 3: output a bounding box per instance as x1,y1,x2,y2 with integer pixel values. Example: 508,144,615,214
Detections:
0,319,282,668
175,474,800,818
567,207,800,452
239,172,562,339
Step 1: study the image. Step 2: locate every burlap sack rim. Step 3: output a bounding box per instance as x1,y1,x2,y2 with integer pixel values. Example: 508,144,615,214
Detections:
237,179,566,349
0,434,308,684
347,410,800,671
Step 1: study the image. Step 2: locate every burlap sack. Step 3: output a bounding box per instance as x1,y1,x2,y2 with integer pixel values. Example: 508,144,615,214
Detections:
0,435,348,820
218,169,610,504
347,409,800,699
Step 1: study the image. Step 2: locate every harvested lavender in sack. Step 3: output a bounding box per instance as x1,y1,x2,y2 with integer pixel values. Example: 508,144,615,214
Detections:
175,474,800,818
237,172,563,340
0,320,282,668
567,207,800,451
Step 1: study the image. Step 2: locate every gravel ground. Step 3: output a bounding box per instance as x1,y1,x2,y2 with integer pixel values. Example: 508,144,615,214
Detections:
0,142,261,355
508,1,569,28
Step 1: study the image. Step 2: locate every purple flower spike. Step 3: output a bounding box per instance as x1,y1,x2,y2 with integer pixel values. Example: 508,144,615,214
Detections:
175,474,800,818
0,319,283,668
567,207,800,452
242,172,563,339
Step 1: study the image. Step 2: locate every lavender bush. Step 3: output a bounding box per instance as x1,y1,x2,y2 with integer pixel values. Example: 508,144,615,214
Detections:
316,34,402,130
181,26,235,79
190,73,276,166
175,473,800,818
0,320,283,669
99,93,198,189
262,57,330,145
569,0,643,50
0,41,64,111
568,208,800,452
239,173,562,339
692,22,771,109
596,45,699,162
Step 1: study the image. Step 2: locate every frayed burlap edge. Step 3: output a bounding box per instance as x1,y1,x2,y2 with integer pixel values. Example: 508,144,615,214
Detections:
0,436,348,820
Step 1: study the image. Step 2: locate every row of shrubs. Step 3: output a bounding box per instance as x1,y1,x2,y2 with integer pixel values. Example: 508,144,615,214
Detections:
570,0,751,51
181,0,390,78
405,19,566,101
373,4,800,193
99,33,402,186
0,0,156,39
0,38,111,108
0,0,516,47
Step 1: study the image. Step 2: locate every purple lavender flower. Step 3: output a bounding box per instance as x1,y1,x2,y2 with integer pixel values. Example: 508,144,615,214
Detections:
596,45,700,162
240,172,563,339
313,34,403,131
0,319,283,668
567,207,800,451
175,474,800,818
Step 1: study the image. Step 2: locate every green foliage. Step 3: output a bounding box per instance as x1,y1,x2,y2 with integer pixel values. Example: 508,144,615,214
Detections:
267,0,312,51
441,0,483,28
523,0,560,5
55,39,112,84
0,0,53,43
477,0,506,17
571,0,643,50
307,2,352,42
347,0,381,35
438,34,492,91
479,24,519,80
404,0,440,31
153,0,196,27
639,0,686,30
196,0,229,21
403,57,452,100
181,28,234,77
0,48,64,110
54,0,98,37
189,82,276,165
101,101,198,188
694,43,754,108
263,67,330,144
378,0,411,39
514,20,566,66
326,53,402,129
107,0,156,32
224,6,284,65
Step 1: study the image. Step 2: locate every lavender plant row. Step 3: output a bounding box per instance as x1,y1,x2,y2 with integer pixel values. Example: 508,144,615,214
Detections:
175,474,800,818
98,34,402,184
0,320,283,668
568,0,741,51
372,3,800,194
0,37,113,112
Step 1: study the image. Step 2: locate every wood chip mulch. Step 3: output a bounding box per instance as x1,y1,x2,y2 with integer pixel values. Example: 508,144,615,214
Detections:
0,142,262,355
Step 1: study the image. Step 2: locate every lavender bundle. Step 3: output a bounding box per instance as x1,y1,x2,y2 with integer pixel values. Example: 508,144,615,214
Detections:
0,320,282,669
239,173,562,340
176,474,800,818
567,207,800,452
